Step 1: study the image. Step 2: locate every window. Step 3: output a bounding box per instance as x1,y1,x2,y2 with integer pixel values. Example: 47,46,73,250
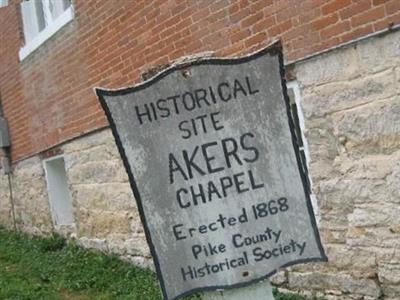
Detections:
43,156,75,227
0,0,8,8
19,0,73,61
286,81,320,222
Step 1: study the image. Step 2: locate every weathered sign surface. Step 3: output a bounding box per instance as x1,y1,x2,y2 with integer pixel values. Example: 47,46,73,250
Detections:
95,44,327,300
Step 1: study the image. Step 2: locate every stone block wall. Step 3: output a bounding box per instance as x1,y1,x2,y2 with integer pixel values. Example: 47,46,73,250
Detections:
275,30,400,300
62,129,151,267
2,157,53,235
0,172,11,226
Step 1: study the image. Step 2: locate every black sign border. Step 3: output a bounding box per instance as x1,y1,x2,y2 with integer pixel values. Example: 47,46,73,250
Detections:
95,42,328,300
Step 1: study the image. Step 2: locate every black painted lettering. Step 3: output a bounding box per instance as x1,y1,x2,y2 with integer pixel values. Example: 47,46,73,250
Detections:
192,244,202,259
150,102,158,120
210,111,224,131
190,184,206,205
169,153,188,184
167,95,181,114
178,120,191,139
190,118,198,137
217,82,232,102
208,86,217,103
135,104,152,125
173,224,186,240
182,92,196,111
233,78,247,98
233,172,249,193
183,147,206,179
176,188,190,208
221,137,242,168
198,225,207,234
201,141,224,174
194,88,210,107
248,170,264,189
246,76,259,95
196,114,207,134
207,181,222,201
220,176,233,197
156,99,170,118
241,132,259,163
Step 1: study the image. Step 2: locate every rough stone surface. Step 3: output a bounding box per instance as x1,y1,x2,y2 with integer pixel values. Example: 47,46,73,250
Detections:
282,30,400,299
10,157,53,234
63,129,151,262
0,172,12,227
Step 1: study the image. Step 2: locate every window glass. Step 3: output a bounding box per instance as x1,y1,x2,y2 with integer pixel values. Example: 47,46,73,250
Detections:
50,0,70,20
20,0,71,43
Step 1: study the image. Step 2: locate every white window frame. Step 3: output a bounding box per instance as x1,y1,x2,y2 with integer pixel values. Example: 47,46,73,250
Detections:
19,0,74,61
43,154,75,228
287,80,320,223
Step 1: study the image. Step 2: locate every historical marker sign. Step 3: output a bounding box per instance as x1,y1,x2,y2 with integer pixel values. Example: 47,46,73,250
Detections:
95,44,327,300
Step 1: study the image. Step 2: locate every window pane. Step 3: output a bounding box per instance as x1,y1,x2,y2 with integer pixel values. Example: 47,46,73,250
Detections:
0,0,8,8
34,0,46,31
62,0,71,10
50,0,68,19
21,0,40,42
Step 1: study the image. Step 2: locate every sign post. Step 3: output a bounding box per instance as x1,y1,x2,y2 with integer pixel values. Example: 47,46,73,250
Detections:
95,42,327,300
203,280,274,299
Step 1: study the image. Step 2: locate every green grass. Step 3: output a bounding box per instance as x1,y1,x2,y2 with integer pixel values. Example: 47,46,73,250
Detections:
0,226,323,300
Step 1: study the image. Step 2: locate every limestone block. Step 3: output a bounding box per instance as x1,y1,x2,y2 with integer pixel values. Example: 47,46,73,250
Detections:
306,120,338,161
270,270,288,285
295,46,361,87
317,179,354,210
336,153,397,180
300,69,396,118
77,237,108,252
62,129,114,153
385,163,400,204
325,245,377,273
396,66,400,84
377,249,400,265
71,182,135,211
378,264,400,286
357,31,400,74
65,144,118,171
108,238,128,256
331,96,400,153
318,211,349,229
76,209,131,237
0,174,11,225
68,160,129,184
380,283,400,300
10,157,53,233
127,255,154,270
125,236,150,257
288,272,381,298
347,227,400,249
319,228,347,244
129,216,145,234
348,205,400,227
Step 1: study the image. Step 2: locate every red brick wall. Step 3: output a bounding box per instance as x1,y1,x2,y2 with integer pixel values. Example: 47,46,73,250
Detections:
0,0,399,162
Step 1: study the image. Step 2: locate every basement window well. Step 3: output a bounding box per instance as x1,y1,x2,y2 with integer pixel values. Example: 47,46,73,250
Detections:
43,155,75,227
